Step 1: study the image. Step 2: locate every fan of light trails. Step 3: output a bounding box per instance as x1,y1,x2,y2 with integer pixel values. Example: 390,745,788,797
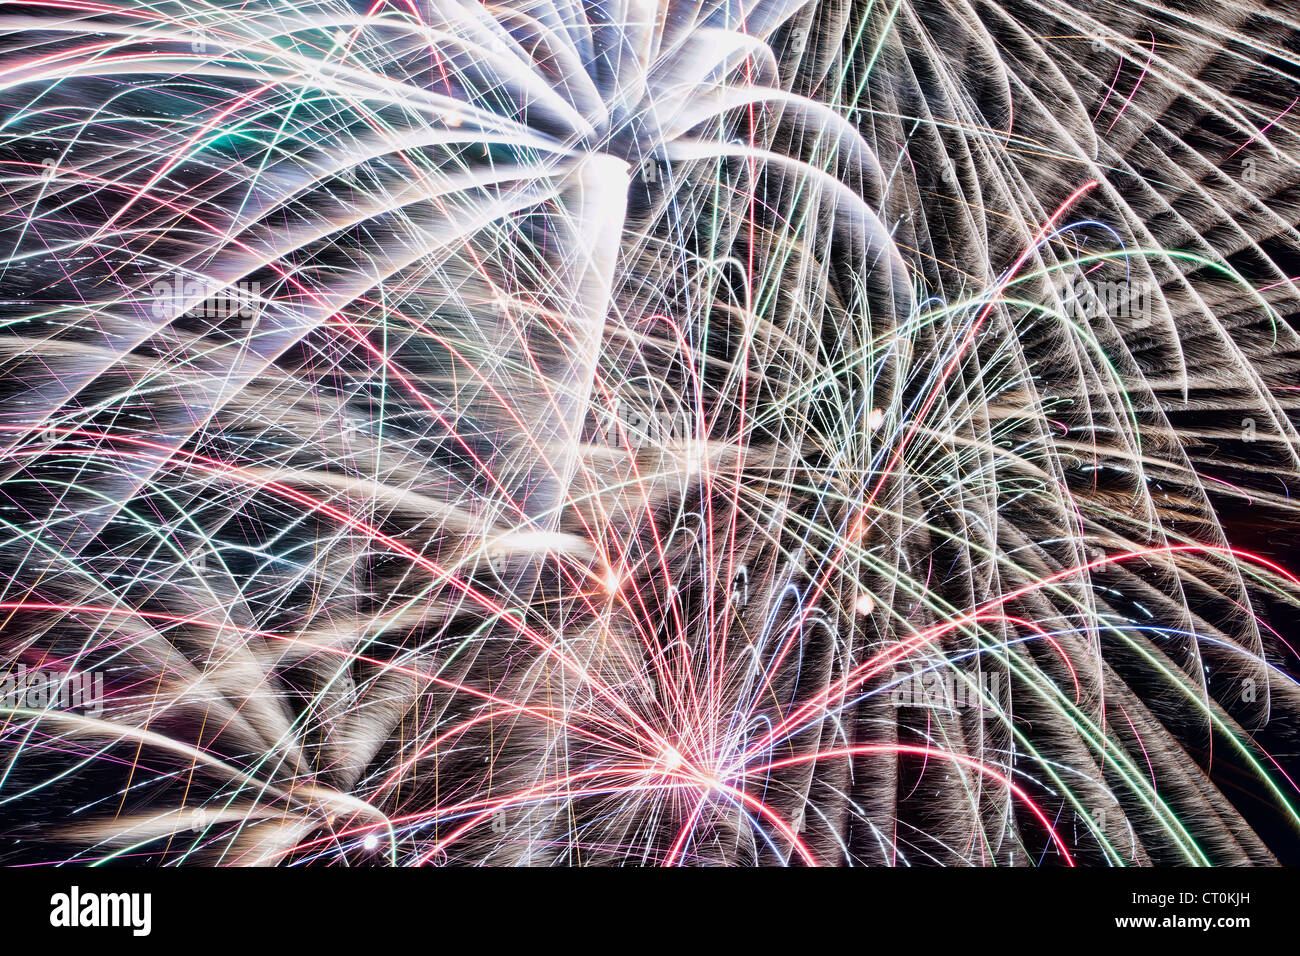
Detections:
0,0,1298,865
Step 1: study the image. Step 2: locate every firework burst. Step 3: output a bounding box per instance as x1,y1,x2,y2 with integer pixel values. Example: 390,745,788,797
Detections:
0,0,1297,866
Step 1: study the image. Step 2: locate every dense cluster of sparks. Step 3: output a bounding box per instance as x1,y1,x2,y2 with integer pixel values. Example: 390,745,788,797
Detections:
0,0,1298,865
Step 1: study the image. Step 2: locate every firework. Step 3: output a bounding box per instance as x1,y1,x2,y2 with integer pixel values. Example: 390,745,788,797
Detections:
0,0,1297,866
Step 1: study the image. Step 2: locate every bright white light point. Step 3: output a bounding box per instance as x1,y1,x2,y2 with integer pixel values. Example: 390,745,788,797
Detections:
855,592,875,615
363,833,379,851
603,568,622,593
684,443,704,475
662,747,683,771
869,408,885,431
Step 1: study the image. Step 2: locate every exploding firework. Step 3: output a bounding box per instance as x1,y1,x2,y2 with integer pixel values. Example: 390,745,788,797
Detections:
0,0,1297,866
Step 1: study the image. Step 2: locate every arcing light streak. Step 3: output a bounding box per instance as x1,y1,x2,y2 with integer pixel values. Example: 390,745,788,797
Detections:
0,0,1297,866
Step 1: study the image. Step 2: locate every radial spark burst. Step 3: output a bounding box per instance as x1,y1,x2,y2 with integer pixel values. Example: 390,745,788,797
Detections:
0,0,1297,866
